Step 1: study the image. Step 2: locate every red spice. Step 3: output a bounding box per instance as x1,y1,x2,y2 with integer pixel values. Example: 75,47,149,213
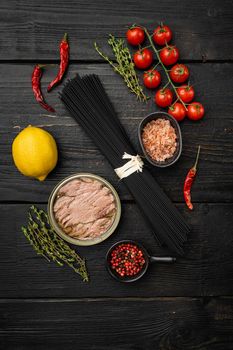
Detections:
47,33,69,92
183,145,201,210
110,243,146,277
32,65,55,112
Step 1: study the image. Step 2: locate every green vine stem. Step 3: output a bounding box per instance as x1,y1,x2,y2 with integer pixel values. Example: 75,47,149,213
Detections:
94,35,148,102
142,27,188,111
21,205,89,282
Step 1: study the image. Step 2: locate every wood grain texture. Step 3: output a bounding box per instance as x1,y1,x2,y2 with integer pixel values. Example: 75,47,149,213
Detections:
1,63,233,203
1,203,232,298
0,0,232,61
1,297,233,350
0,0,233,349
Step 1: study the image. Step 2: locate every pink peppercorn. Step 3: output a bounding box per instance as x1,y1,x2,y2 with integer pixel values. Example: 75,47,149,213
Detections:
110,243,146,277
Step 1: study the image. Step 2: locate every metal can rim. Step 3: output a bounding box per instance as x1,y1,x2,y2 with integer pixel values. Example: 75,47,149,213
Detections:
47,173,121,246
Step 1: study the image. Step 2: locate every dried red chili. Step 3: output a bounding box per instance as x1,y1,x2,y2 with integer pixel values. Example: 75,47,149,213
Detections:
32,65,55,112
183,145,201,210
47,33,69,92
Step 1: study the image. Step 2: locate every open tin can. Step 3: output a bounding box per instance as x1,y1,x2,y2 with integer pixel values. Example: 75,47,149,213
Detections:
48,173,121,246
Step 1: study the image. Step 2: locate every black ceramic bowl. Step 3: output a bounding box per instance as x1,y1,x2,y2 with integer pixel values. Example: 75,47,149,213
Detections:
106,240,175,283
138,111,182,168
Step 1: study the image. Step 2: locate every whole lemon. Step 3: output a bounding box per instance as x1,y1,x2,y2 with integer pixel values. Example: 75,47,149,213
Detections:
12,125,58,181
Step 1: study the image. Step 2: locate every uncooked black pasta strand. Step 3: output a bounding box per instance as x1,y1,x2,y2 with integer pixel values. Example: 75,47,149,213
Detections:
62,76,186,228
124,170,188,239
60,74,190,255
65,79,130,159
124,173,186,252
61,76,187,252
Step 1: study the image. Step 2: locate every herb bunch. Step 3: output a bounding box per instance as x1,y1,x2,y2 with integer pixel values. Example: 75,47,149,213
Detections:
21,205,89,282
94,35,148,102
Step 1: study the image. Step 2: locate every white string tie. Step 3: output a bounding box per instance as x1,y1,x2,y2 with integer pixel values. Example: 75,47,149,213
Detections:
114,152,144,180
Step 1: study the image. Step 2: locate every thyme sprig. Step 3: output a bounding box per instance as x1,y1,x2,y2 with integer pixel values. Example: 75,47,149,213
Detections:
21,205,89,282
94,35,148,102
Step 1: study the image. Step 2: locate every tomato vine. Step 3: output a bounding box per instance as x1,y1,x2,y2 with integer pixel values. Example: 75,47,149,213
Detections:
141,26,188,111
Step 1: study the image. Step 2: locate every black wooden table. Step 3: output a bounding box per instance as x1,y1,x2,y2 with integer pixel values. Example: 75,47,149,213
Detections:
1,1,233,349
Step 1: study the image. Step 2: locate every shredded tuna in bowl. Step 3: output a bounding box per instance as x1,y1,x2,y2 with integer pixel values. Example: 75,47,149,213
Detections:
142,119,177,162
48,173,121,246
138,112,182,168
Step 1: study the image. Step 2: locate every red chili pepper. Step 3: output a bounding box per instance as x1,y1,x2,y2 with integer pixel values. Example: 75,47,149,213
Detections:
47,33,69,92
183,145,201,210
32,65,55,112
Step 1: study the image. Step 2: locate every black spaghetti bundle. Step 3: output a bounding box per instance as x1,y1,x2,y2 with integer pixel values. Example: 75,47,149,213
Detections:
60,74,190,255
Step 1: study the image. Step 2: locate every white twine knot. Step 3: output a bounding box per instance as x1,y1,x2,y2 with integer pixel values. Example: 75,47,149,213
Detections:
114,152,144,180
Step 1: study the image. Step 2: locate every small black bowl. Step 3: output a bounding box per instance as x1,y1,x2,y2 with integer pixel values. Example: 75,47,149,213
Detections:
138,111,182,168
106,240,176,283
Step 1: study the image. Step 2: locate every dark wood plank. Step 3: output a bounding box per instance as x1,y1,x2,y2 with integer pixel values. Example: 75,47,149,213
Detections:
1,63,232,202
1,203,232,298
1,297,233,350
0,0,233,60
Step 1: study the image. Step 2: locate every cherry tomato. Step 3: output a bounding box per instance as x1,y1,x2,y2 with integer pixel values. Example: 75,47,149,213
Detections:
168,102,186,122
126,27,145,46
143,70,161,89
133,48,153,69
187,102,205,121
159,46,179,66
170,64,189,83
155,88,173,107
153,24,172,46
177,85,195,103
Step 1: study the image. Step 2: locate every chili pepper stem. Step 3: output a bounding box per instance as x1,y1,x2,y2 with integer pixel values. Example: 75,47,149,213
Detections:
63,32,68,42
193,145,201,170
39,64,58,68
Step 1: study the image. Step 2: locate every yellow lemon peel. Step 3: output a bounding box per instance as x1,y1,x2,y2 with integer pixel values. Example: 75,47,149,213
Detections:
12,125,58,181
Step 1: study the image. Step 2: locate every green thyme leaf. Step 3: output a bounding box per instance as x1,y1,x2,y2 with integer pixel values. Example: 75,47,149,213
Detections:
21,206,89,282
94,35,149,102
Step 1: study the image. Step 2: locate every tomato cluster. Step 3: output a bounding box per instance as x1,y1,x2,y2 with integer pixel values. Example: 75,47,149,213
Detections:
126,25,205,122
